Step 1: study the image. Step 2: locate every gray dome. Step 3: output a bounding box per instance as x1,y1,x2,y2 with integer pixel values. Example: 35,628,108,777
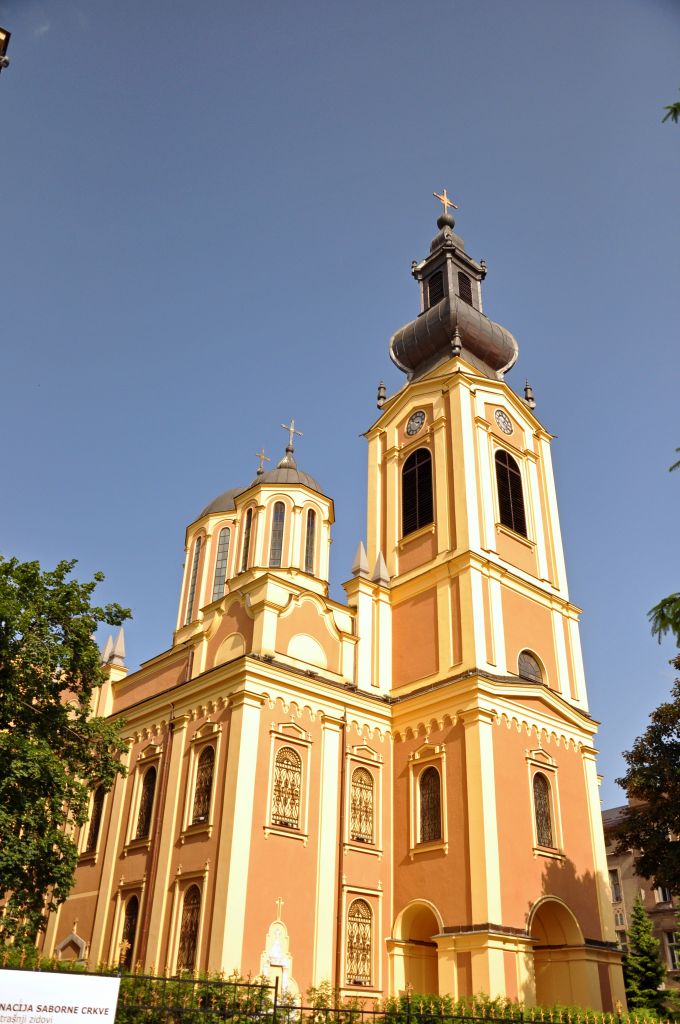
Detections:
198,486,244,518
253,466,324,493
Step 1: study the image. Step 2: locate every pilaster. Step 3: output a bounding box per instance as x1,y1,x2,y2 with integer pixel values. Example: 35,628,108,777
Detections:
88,746,132,965
463,708,502,924
312,715,342,984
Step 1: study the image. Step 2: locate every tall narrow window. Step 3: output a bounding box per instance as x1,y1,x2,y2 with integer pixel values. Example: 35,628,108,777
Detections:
211,528,231,602
304,509,316,575
85,785,105,853
191,746,215,825
346,899,372,986
458,271,473,306
350,767,374,843
119,895,139,972
135,766,157,840
495,450,527,536
240,509,253,572
269,502,286,567
184,537,202,624
271,746,302,829
533,772,554,848
177,885,201,973
402,448,434,537
419,766,441,844
609,869,622,903
427,271,444,307
518,650,543,683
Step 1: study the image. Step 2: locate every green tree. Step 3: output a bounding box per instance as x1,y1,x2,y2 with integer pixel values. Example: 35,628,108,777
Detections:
622,897,666,1011
0,556,130,947
662,91,680,124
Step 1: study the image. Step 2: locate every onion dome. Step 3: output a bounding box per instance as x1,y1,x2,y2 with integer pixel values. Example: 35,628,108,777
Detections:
253,443,324,495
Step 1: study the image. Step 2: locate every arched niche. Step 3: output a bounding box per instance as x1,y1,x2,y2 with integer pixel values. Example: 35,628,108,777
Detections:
214,631,245,666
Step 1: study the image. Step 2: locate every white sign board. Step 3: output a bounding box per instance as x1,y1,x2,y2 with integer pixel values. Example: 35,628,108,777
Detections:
0,971,121,1024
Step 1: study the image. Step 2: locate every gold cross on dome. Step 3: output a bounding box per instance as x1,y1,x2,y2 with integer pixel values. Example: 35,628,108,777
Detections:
255,448,271,473
281,418,303,448
275,896,284,920
433,188,459,215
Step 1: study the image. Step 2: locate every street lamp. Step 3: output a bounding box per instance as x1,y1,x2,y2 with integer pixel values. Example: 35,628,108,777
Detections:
0,27,11,73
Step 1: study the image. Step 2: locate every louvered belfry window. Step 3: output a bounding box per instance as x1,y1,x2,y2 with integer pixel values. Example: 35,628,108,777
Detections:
533,773,554,848
135,766,157,840
211,528,231,602
240,509,253,572
272,746,302,828
120,895,139,971
177,885,201,973
402,448,434,537
184,537,202,625
419,766,442,844
346,899,372,985
427,271,444,307
269,501,286,567
495,450,527,536
458,271,473,306
85,785,105,853
304,509,316,575
191,746,215,825
519,650,543,684
350,768,374,843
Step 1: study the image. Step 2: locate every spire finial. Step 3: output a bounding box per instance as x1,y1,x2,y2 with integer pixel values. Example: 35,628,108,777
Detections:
524,380,536,410
255,448,271,476
280,418,303,453
433,187,459,229
377,381,386,409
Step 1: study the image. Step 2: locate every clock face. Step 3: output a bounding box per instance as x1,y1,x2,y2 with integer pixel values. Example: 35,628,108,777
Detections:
406,410,426,436
494,409,513,435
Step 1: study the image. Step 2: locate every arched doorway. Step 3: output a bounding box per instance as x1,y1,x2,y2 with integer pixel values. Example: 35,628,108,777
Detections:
530,898,590,1007
391,901,441,995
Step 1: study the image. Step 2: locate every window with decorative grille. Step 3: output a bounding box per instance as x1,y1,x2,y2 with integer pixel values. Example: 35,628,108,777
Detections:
271,746,302,829
211,528,231,602
120,895,139,971
419,766,442,843
304,509,316,575
184,537,202,625
427,271,444,307
135,766,157,840
269,502,285,567
533,773,554,848
346,899,372,985
458,271,473,306
495,450,527,536
350,768,374,843
85,785,104,853
518,650,542,683
240,509,253,572
402,448,434,537
177,885,201,973
191,746,215,825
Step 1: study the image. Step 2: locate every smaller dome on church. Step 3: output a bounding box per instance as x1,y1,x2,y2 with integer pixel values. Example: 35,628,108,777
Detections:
252,444,325,495
198,486,244,519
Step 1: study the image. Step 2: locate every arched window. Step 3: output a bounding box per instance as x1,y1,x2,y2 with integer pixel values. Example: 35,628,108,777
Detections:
211,528,231,602
346,899,372,985
427,271,444,307
269,502,286,567
135,766,157,840
519,650,543,684
350,768,374,844
304,509,316,575
271,746,302,829
191,746,214,825
533,773,554,848
119,895,139,971
458,271,473,306
419,766,442,844
240,509,253,572
177,885,201,973
495,449,527,536
402,448,434,537
184,536,202,625
85,785,105,853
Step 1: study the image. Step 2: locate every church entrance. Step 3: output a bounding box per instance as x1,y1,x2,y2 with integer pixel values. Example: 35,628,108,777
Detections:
391,902,441,995
530,898,591,1007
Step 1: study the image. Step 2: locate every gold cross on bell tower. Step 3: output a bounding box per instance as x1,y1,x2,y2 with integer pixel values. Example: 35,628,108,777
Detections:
255,448,271,474
281,418,303,450
433,188,459,216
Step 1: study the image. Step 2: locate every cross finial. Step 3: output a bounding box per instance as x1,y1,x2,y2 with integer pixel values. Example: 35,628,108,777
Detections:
281,418,303,451
275,896,284,921
255,448,271,475
433,188,459,216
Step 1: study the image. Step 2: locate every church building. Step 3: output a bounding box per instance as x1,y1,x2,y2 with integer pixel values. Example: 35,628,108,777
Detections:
40,198,624,1011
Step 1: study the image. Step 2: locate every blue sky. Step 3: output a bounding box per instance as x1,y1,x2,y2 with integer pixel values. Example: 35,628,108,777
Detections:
1,0,678,806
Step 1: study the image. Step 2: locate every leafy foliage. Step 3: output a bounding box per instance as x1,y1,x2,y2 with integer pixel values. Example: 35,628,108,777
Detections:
662,95,680,124
622,898,666,1011
0,556,130,946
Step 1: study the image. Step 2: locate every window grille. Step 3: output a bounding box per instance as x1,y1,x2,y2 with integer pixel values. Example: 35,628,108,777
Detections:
177,885,201,973
211,528,231,602
272,746,302,828
269,502,286,567
667,932,680,971
427,271,444,307
458,271,473,306
346,899,372,986
135,766,157,840
518,650,543,683
304,509,316,575
240,509,253,572
119,895,139,971
184,537,202,624
419,766,442,843
350,768,374,843
191,746,215,825
495,450,527,536
85,785,105,853
402,448,434,537
533,773,553,848
609,868,622,903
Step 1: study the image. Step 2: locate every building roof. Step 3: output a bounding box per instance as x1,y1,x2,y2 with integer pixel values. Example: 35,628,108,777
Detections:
602,805,628,830
198,486,244,518
252,445,325,495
